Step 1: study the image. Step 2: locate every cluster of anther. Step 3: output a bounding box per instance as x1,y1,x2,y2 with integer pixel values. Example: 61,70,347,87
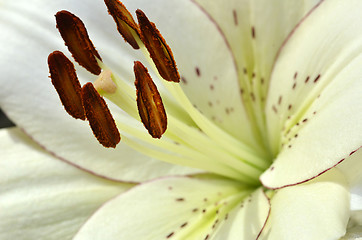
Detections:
48,0,180,148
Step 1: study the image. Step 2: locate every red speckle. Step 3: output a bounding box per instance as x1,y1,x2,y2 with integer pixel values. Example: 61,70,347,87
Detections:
166,232,174,238
233,10,238,25
314,74,321,83
251,26,256,38
180,222,188,228
195,67,201,76
305,76,310,83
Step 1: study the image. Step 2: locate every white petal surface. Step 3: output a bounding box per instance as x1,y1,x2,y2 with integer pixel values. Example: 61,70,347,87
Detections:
213,188,270,240
337,149,362,239
260,169,350,240
342,210,362,240
338,148,362,188
0,0,199,182
191,0,321,142
74,176,255,240
0,127,134,240
262,0,362,188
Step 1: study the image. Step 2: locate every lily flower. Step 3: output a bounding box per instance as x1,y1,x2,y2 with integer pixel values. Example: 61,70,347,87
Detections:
0,0,362,239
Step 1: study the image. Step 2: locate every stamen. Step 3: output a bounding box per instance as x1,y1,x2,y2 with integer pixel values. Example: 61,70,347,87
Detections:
48,51,85,120
104,0,140,49
55,10,102,75
136,9,180,83
134,61,167,138
81,82,121,148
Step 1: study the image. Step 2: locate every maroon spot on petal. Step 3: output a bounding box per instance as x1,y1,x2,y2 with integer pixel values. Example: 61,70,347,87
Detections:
288,104,292,110
272,105,278,114
192,208,199,212
302,118,308,123
243,68,247,74
204,234,210,240
166,232,174,238
181,76,187,84
180,222,188,228
176,198,185,202
250,92,256,102
195,67,201,77
305,76,310,83
278,96,282,105
314,74,321,83
210,84,214,90
292,82,297,90
233,9,238,25
251,26,256,39
294,72,298,80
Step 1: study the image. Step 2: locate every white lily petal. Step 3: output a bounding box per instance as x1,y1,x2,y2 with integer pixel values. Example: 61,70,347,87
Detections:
262,0,362,188
0,127,134,240
338,148,362,188
259,169,349,240
213,188,270,240
74,176,253,240
190,0,321,142
337,149,362,239
0,0,199,182
341,210,362,240
122,0,257,147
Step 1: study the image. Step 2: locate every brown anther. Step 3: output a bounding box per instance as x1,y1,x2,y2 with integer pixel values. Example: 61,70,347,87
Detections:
48,51,85,120
104,0,140,49
134,61,167,138
136,9,180,83
81,82,121,148
56,10,102,75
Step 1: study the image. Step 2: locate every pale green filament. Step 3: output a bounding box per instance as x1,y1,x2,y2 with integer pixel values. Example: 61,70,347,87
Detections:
94,38,273,183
